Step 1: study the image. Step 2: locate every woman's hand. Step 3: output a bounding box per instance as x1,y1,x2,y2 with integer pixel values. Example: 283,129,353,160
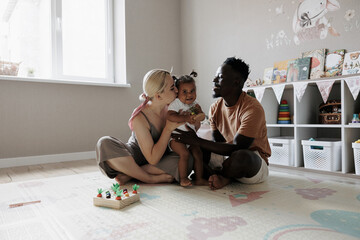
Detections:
171,125,200,146
165,119,184,132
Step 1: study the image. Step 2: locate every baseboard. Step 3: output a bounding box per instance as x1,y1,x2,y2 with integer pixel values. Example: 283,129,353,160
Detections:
0,151,96,168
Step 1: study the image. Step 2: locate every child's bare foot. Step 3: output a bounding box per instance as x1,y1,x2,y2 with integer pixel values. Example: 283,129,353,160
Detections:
194,178,208,186
115,173,132,185
180,178,192,187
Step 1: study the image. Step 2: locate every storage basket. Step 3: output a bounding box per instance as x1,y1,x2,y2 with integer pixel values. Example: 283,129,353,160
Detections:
268,137,294,166
301,138,341,171
318,100,341,124
0,61,20,76
352,143,360,175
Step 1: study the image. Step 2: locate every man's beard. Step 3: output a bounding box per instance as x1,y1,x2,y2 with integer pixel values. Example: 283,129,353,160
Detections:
212,92,220,98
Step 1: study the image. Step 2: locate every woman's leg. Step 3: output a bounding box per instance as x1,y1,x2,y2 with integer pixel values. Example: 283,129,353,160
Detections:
141,164,167,175
115,164,170,185
107,156,174,184
170,140,192,187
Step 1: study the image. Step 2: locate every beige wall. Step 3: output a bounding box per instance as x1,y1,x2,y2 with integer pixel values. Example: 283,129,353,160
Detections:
181,0,360,113
0,0,182,159
2,0,360,161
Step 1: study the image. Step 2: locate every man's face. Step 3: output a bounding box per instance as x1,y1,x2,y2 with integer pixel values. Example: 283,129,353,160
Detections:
212,64,236,98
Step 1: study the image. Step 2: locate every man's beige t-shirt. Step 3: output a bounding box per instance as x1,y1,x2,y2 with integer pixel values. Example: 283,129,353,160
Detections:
209,92,271,164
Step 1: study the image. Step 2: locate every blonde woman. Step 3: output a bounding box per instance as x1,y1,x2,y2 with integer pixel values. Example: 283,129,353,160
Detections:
96,69,193,184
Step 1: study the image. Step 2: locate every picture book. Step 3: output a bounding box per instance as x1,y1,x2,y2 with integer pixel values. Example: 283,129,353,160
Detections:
272,59,293,84
263,67,273,85
342,51,360,75
286,57,311,82
302,49,327,79
325,49,345,77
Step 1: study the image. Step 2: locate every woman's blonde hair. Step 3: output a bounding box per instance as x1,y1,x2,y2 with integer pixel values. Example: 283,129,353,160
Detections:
140,69,170,101
128,69,170,130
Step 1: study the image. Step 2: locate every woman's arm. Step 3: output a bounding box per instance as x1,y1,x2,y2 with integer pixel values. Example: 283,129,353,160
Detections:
132,114,183,165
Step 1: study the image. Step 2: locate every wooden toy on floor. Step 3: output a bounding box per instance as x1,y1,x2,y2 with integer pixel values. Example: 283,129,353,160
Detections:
93,183,140,209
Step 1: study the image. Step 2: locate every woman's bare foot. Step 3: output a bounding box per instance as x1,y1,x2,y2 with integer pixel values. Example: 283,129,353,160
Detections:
115,173,132,185
151,173,174,183
194,178,208,186
208,174,231,190
180,178,192,187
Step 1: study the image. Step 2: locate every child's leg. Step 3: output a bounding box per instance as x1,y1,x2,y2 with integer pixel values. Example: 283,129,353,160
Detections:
190,146,208,186
170,140,192,187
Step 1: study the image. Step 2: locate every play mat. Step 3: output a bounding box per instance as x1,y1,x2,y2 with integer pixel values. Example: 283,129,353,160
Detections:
0,169,359,239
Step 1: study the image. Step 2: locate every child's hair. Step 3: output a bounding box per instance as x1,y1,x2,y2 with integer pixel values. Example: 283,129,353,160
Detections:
173,70,197,89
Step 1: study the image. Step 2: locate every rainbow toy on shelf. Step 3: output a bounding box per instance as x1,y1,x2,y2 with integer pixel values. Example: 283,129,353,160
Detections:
278,100,291,124
93,183,140,209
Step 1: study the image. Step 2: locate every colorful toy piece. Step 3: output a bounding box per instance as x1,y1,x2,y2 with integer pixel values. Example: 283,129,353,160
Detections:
115,190,123,200
132,184,139,194
93,184,140,210
355,139,360,143
97,188,103,198
106,191,111,198
278,100,291,124
123,188,130,197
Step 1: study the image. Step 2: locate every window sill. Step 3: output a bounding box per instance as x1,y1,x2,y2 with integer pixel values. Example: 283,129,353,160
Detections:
0,75,131,88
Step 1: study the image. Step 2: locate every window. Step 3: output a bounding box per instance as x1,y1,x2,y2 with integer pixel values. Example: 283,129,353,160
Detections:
0,0,115,84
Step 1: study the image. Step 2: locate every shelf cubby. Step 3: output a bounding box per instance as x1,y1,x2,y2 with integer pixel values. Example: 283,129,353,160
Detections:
245,73,360,175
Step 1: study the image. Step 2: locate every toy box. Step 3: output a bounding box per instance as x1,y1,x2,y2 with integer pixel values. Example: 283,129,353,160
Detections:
93,183,140,210
268,137,295,166
352,142,360,175
302,138,341,171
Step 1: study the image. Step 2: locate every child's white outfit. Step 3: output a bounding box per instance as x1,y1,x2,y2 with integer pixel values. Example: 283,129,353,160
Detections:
168,98,198,131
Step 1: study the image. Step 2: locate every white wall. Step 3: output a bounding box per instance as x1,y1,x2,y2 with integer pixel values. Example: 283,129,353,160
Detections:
2,0,360,163
0,0,182,159
181,0,360,113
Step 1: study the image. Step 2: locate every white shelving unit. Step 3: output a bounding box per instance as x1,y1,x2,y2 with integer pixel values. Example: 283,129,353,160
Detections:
245,73,360,174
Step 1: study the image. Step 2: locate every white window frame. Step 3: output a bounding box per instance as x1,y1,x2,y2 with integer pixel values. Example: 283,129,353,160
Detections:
51,0,114,83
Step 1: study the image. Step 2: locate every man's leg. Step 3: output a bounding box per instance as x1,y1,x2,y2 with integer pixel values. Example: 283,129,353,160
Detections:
209,150,262,189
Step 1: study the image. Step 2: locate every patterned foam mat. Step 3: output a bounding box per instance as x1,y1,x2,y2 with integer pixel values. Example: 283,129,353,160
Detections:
0,169,359,239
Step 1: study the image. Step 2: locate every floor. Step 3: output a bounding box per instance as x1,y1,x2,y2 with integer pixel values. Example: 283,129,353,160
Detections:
0,160,359,240
0,159,98,184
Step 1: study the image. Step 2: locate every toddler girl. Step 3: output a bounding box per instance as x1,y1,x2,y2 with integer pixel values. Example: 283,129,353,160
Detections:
167,71,207,187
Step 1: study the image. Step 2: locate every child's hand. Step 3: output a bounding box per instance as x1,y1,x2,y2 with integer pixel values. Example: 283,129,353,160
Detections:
185,114,196,124
193,113,205,123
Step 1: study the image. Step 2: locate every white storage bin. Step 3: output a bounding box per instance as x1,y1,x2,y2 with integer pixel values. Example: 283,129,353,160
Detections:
301,138,341,171
268,137,294,166
352,143,360,175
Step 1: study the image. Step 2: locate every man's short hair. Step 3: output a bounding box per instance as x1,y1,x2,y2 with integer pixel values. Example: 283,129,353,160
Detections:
223,57,250,81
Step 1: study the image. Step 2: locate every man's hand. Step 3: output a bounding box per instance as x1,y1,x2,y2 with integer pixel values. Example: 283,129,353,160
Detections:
171,125,199,146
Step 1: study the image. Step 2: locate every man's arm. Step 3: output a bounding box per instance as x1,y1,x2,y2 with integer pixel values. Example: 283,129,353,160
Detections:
172,128,254,156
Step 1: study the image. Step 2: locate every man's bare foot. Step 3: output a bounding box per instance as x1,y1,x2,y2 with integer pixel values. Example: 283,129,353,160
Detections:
115,173,132,185
208,174,231,190
194,178,208,186
180,178,192,187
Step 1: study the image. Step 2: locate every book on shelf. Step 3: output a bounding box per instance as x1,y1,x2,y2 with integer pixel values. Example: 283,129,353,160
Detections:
302,48,327,79
263,67,273,85
272,59,293,84
342,50,360,75
325,49,345,77
286,57,311,82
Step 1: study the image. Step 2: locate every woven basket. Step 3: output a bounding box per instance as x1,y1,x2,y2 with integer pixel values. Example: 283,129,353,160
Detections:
0,61,20,76
319,100,341,124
